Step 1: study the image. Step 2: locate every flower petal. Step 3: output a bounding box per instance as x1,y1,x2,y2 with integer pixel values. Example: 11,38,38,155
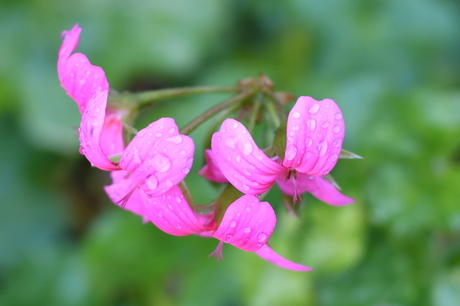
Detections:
104,171,146,219
277,172,354,206
212,195,275,252
211,119,285,195
120,118,194,197
198,149,229,183
283,96,345,176
62,53,109,113
254,244,313,271
58,24,81,84
79,90,121,171
100,110,125,157
140,186,208,236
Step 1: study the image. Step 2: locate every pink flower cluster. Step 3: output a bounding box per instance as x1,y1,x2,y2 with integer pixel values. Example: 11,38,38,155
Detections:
58,24,353,272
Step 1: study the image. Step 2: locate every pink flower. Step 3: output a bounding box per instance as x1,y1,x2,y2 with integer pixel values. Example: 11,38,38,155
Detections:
206,96,354,206
58,24,124,167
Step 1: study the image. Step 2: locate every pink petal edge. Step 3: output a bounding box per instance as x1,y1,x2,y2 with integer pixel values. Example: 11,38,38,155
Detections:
254,244,313,272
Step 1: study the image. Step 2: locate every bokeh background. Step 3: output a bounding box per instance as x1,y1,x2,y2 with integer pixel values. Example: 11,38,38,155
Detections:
1,0,460,305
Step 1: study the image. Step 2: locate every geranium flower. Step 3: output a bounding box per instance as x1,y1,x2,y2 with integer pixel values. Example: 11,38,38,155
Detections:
206,96,354,205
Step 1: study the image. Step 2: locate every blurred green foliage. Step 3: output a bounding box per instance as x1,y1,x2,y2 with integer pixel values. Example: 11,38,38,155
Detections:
1,0,460,305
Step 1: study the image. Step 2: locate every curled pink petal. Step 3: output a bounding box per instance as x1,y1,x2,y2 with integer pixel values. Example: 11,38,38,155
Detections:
212,195,276,252
100,110,125,157
283,96,345,176
62,53,109,113
254,244,313,271
141,186,207,236
277,172,354,206
211,119,285,195
58,24,81,84
198,149,228,183
119,118,195,197
79,90,121,171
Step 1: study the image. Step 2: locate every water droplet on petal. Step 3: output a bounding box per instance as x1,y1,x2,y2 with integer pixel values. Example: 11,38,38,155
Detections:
243,184,249,191
307,119,316,131
79,147,86,155
332,126,341,133
236,155,241,163
175,197,181,203
333,138,342,147
335,112,343,120
166,135,182,144
180,150,186,155
243,141,253,155
156,133,162,137
233,122,239,129
182,168,190,174
225,137,236,149
168,128,175,133
292,126,300,131
256,243,263,247
245,207,251,212
318,140,328,157
306,138,313,147
309,103,320,114
151,154,172,172
292,111,301,118
145,175,159,190
253,181,259,186
158,211,163,217
331,153,338,161
165,179,173,187
322,122,329,128
257,232,268,242
217,136,221,142
244,227,251,233
226,234,233,242
285,146,297,160
230,220,236,228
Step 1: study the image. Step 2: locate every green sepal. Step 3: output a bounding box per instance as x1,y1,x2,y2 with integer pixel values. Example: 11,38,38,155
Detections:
108,154,122,163
272,119,287,160
213,184,244,226
340,149,363,159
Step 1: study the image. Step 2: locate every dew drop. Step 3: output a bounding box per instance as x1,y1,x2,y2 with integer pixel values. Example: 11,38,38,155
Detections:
79,147,86,155
243,169,251,176
217,136,221,142
168,127,175,133
322,122,330,128
245,207,251,212
225,137,236,149
243,184,249,191
307,119,316,131
166,135,183,144
180,150,186,155
256,243,263,247
243,141,253,155
182,168,190,174
244,227,251,233
292,111,301,118
166,179,173,187
335,112,343,120
230,220,236,228
147,194,152,199
309,103,320,114
156,133,162,137
175,197,182,203
158,211,163,218
257,232,268,242
331,153,338,162
79,79,86,85
151,154,172,172
226,234,233,242
233,122,239,129
292,125,300,131
285,146,297,161
145,176,159,190
333,138,342,147
332,126,341,133
306,138,313,147
236,155,242,163
253,181,259,186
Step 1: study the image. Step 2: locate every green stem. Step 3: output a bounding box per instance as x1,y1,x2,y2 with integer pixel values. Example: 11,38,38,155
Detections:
134,86,238,107
180,89,255,135
247,94,262,133
263,91,287,124
179,181,196,210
